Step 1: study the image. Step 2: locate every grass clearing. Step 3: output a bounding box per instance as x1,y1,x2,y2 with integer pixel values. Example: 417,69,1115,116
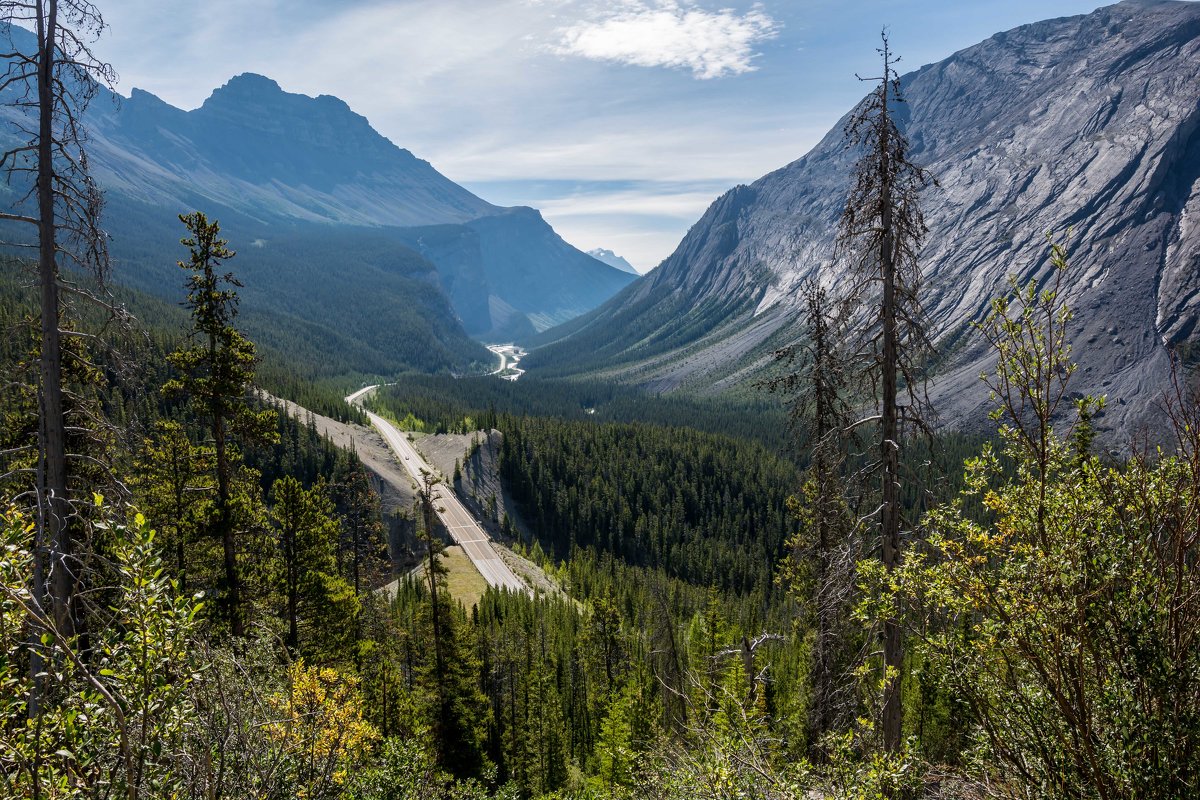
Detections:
440,545,490,610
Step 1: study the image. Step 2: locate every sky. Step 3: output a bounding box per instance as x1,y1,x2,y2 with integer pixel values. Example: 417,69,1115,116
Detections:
92,0,1123,272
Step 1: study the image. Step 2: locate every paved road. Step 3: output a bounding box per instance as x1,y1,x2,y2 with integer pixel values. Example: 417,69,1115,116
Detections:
346,386,527,594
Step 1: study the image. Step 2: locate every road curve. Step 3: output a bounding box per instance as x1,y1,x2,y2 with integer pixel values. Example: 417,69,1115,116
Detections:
347,386,527,594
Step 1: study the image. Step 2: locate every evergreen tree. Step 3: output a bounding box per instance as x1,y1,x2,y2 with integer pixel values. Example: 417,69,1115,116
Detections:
415,471,490,777
132,420,214,590
165,212,275,635
340,462,385,598
269,476,346,656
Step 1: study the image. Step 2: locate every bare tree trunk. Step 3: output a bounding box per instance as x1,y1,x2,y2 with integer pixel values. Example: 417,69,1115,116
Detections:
213,381,242,636
876,45,904,754
879,211,903,753
36,0,75,640
838,32,932,756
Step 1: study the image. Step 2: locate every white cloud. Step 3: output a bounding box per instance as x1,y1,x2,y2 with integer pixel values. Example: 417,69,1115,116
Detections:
554,1,779,79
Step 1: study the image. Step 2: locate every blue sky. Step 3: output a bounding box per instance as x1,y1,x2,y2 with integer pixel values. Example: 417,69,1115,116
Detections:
95,0,1126,271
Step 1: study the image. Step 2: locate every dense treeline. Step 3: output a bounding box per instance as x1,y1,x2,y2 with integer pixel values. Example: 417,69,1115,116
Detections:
371,542,811,798
499,416,798,596
100,195,494,377
0,258,364,424
369,373,791,451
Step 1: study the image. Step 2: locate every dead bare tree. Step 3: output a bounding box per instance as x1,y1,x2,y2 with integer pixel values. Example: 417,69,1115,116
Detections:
837,31,933,754
0,0,116,640
767,280,863,749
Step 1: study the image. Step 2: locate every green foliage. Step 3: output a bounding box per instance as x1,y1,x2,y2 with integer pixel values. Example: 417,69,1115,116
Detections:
164,211,276,449
368,373,790,451
164,211,276,634
101,197,491,381
870,240,1200,798
0,504,201,798
130,420,214,586
270,476,359,659
420,588,491,779
348,734,520,800
499,416,798,595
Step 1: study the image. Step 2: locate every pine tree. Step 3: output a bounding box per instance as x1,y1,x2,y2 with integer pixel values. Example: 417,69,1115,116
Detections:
269,476,342,655
165,212,276,636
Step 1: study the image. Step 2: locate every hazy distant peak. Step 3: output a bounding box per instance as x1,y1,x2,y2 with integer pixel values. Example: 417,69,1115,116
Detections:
128,87,165,103
587,248,639,275
125,86,183,115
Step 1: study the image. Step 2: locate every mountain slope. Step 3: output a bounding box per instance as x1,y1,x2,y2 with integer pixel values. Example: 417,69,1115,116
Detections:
87,74,499,228
527,0,1200,436
0,30,634,362
82,73,634,340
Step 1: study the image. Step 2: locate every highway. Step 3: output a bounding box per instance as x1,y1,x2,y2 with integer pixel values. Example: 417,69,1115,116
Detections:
346,386,527,594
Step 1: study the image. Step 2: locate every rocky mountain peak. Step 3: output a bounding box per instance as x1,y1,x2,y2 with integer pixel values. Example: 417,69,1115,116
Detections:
194,73,402,169
530,0,1200,439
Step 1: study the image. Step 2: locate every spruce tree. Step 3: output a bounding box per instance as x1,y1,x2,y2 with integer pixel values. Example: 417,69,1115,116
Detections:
269,476,341,655
165,211,275,636
132,420,214,590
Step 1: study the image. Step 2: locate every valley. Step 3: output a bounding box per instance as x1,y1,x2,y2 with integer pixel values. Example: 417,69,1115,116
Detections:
2,2,1199,799
487,343,527,381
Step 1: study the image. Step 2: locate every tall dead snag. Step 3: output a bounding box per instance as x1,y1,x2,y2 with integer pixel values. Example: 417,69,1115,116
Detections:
838,32,933,753
0,1,116,636
769,279,860,750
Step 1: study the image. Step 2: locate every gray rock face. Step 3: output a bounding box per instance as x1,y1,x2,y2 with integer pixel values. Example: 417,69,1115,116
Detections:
533,0,1200,439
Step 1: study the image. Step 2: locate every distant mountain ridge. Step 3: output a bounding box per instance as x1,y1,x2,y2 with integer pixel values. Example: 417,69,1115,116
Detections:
81,72,634,340
587,248,640,275
89,74,500,228
0,27,635,365
527,0,1200,437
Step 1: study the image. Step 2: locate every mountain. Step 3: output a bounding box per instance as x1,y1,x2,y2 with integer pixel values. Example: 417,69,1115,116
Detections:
88,74,499,228
526,0,1200,437
85,74,634,341
587,248,640,275
0,37,634,370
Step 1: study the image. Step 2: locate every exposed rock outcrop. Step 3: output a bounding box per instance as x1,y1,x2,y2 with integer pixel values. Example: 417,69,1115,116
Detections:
530,0,1200,439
